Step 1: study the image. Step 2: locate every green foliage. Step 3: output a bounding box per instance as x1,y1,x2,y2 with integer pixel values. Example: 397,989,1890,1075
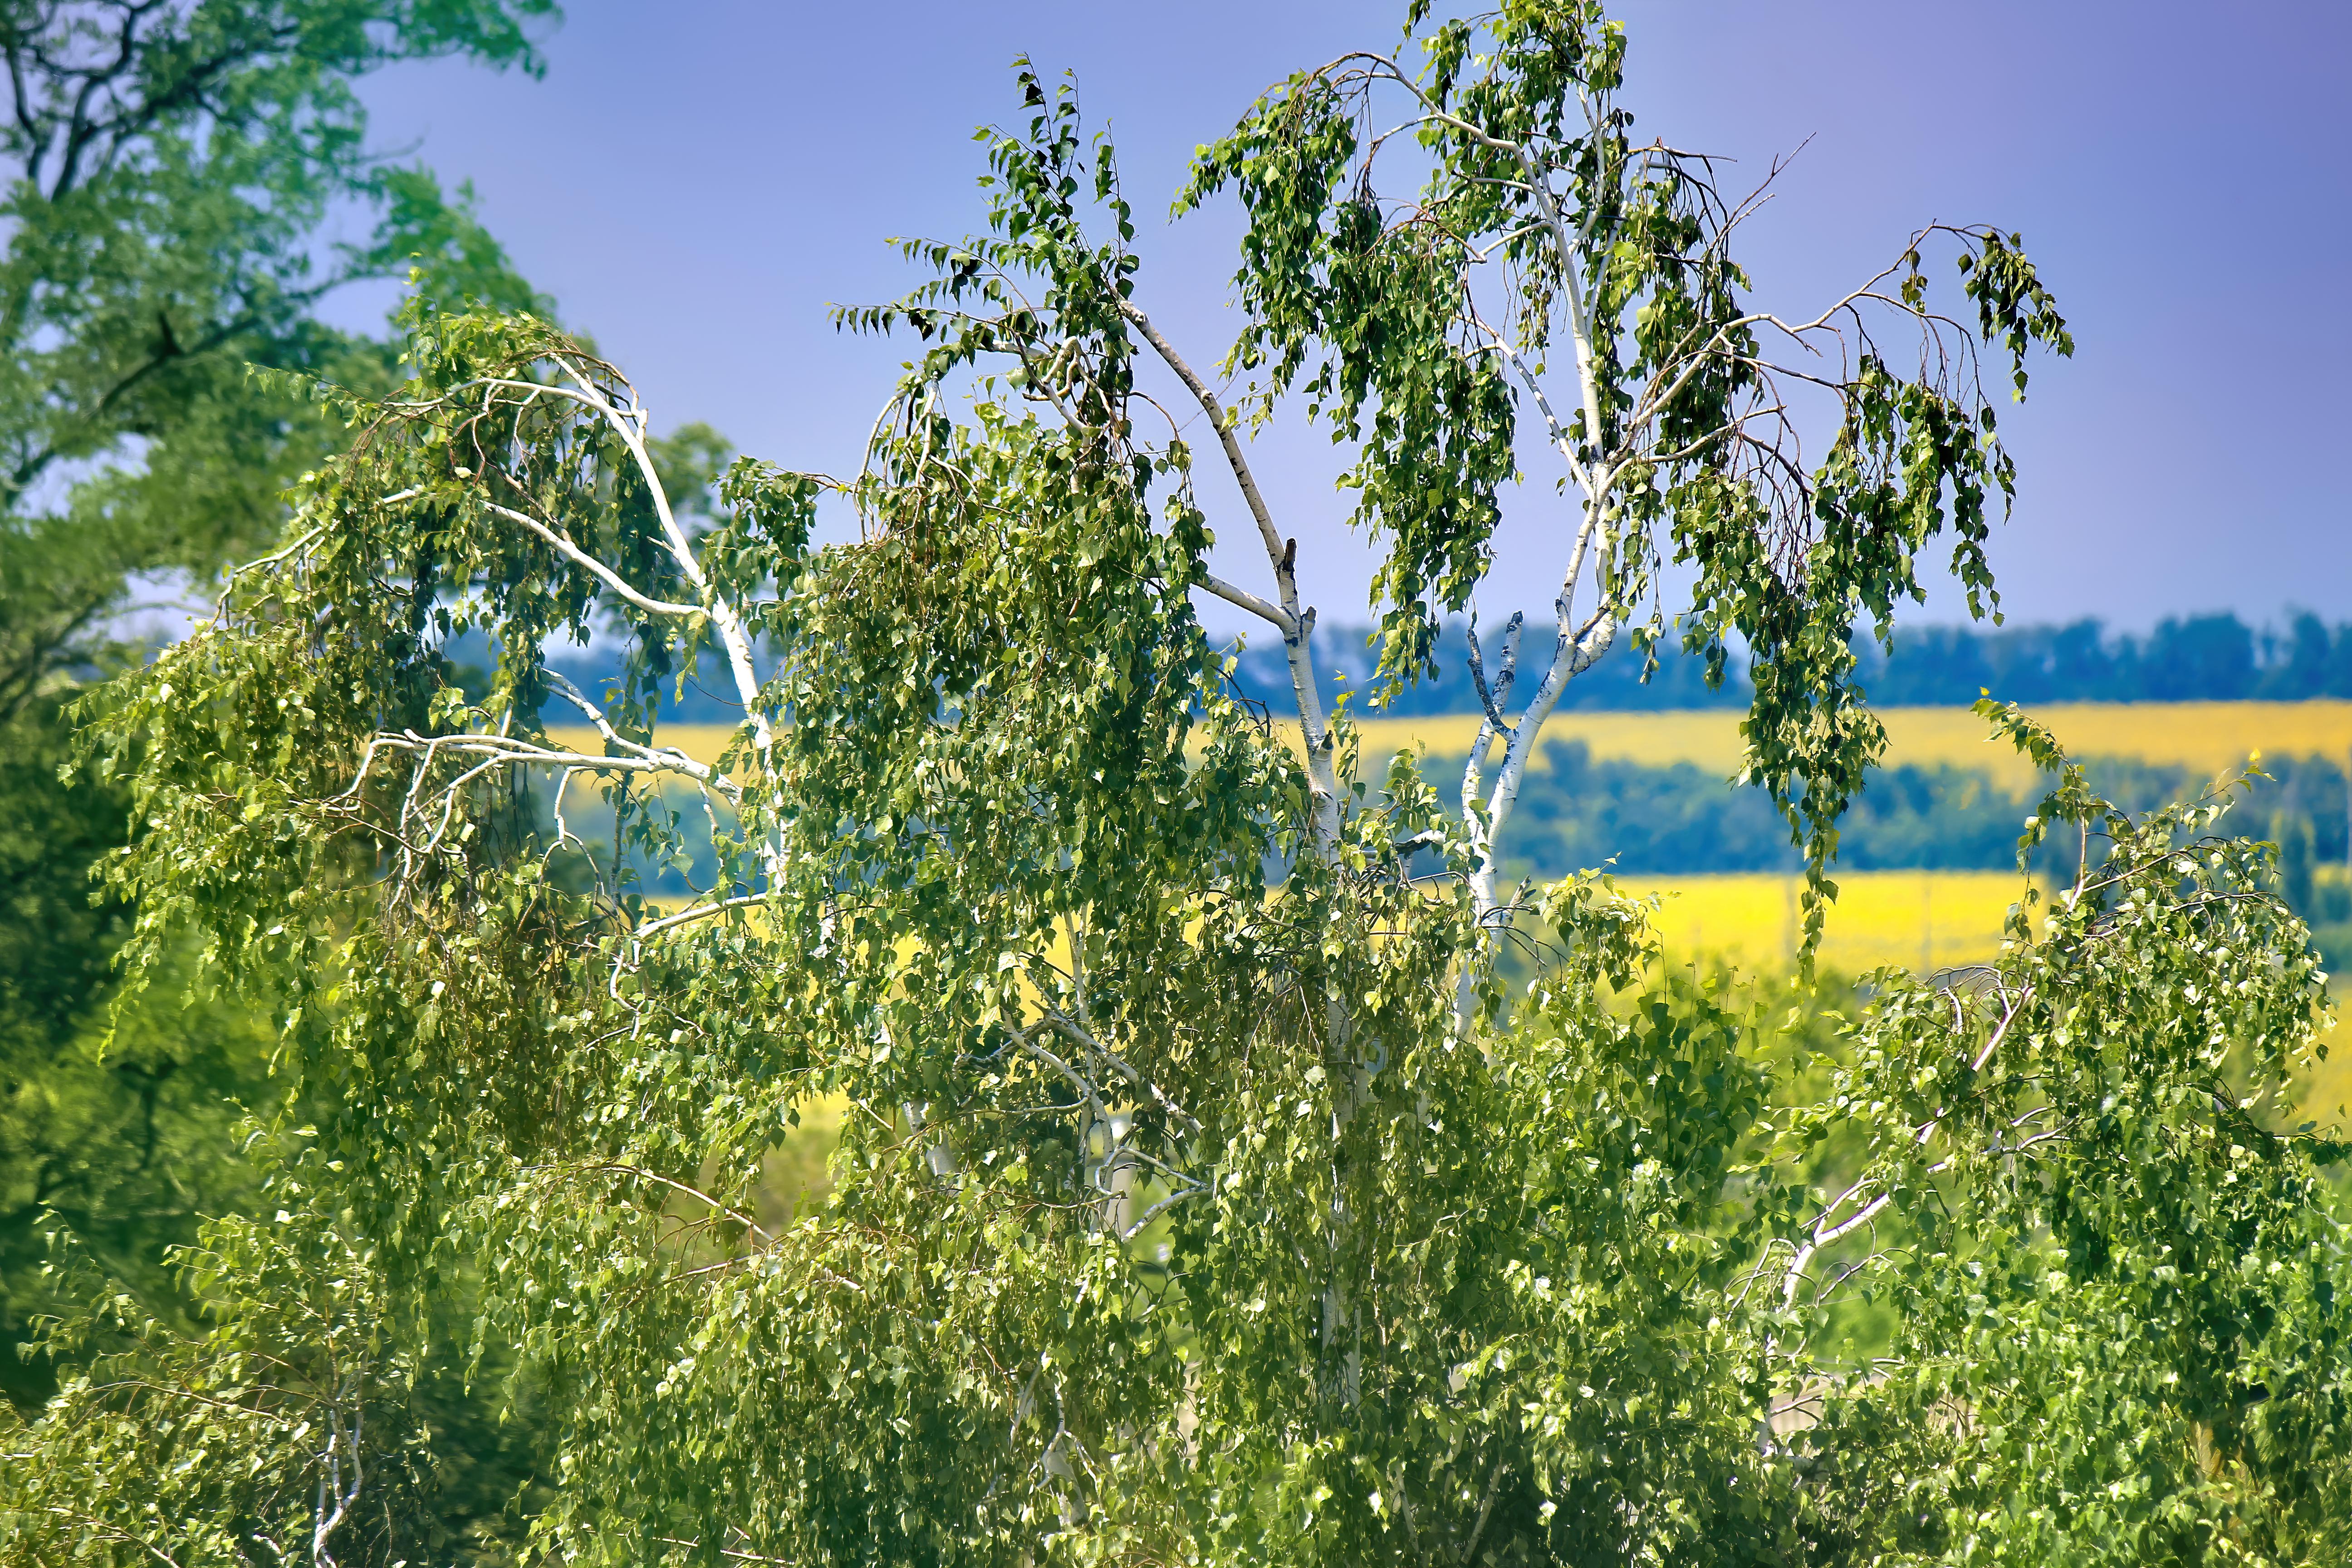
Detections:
0,0,565,1528
11,8,2346,1567
0,700,126,1068
1181,1,2071,946
4,1138,548,1566
0,693,277,1408
0,0,554,720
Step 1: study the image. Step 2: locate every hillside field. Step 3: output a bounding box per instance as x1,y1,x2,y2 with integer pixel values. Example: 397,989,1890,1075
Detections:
554,703,2352,1122
1338,699,2352,793
577,699,2352,790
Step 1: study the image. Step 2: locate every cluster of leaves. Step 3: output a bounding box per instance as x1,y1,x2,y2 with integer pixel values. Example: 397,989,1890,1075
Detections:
1768,704,2352,1561
1184,0,2072,947
8,7,2348,1567
6,1132,549,1565
0,692,285,1410
0,0,567,1549
0,0,554,720
0,0,559,1354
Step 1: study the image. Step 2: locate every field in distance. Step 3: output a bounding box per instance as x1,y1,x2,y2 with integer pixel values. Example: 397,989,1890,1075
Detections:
570,700,2352,791
550,703,2352,1124
1341,700,2352,792
1614,869,2024,975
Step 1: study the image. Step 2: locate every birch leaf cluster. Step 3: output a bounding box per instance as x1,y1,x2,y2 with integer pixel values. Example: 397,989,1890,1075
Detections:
9,7,2349,1566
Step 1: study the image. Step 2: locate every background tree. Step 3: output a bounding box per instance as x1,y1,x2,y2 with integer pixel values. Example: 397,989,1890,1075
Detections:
0,0,555,715
0,0,557,1427
14,5,2348,1566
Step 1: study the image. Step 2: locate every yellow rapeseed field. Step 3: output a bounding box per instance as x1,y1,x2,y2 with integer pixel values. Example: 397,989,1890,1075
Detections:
560,699,2352,785
1614,869,2028,975
1338,700,2352,792
558,704,2352,1122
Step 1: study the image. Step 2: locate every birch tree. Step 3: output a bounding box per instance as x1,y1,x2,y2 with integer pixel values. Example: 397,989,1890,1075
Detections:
11,6,2349,1566
1178,6,2066,963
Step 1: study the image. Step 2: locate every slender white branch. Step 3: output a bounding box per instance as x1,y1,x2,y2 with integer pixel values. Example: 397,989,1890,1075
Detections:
1005,1021,1112,1123
1120,299,1339,854
309,1387,361,1568
1785,1193,1893,1297
1491,337,1586,489
546,356,776,756
446,368,777,759
567,1162,774,1245
542,671,740,802
1039,1009,1202,1135
363,730,728,794
1119,1181,1206,1242
1457,613,1525,828
1466,605,1617,932
1781,984,2038,1310
1971,986,2029,1073
633,894,774,942
1444,102,1627,946
1508,136,1611,469
415,753,511,856
652,1539,794,1565
480,501,700,619
1115,304,1284,578
1198,573,1295,634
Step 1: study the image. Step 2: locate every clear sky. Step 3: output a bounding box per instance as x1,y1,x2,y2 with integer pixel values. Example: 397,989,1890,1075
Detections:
339,2,2352,638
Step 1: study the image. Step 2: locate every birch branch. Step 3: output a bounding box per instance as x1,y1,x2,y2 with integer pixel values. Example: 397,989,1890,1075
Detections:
1118,298,1339,853
353,730,730,797
544,356,777,755
1039,1007,1202,1135
1199,572,1296,634
542,670,742,803
480,501,701,619
1781,984,2038,1309
632,895,775,943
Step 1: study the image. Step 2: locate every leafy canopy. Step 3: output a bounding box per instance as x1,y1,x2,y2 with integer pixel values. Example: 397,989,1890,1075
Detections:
0,0,556,723
0,0,559,1507
11,7,2349,1568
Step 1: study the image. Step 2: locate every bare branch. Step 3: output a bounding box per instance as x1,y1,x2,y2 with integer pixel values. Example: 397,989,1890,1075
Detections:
1198,572,1296,634
1119,297,1339,853
480,501,701,619
633,895,774,943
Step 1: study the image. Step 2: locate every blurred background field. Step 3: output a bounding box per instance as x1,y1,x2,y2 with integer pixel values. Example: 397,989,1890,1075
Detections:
1618,869,2027,974
570,697,2352,792
1340,700,2352,794
562,698,2352,1134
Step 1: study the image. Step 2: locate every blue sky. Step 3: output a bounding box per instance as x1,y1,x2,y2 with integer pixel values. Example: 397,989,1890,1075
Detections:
340,2,2352,637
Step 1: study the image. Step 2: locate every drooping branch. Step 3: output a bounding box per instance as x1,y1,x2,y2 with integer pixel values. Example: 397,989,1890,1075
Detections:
1206,39,2062,969
1779,987,2025,1312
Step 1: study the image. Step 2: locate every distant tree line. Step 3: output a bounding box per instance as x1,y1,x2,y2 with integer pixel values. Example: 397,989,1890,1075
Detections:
527,609,2352,726
1494,743,2352,880
1230,610,2352,715
1852,612,2352,706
